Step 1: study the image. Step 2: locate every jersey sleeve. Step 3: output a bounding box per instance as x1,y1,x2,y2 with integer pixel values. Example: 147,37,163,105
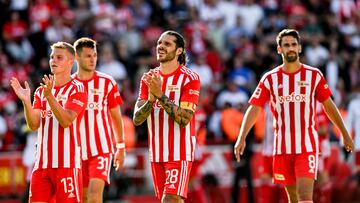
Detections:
180,75,200,105
107,80,123,108
65,90,88,115
249,81,270,108
315,74,332,103
32,87,42,109
138,76,149,100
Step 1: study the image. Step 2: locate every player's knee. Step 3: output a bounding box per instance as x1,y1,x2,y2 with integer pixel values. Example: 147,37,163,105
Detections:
87,188,103,203
297,184,313,200
162,194,184,203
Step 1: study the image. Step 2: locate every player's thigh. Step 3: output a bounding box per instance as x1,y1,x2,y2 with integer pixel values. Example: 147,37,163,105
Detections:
151,162,166,199
88,154,113,184
29,169,53,203
163,161,193,199
54,168,82,203
294,152,318,180
273,154,296,185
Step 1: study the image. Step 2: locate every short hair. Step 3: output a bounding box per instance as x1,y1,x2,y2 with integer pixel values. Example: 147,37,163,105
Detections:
276,29,301,47
162,30,188,65
73,37,97,55
50,41,75,57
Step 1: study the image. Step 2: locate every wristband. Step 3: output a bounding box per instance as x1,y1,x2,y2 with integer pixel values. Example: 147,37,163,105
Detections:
116,142,125,149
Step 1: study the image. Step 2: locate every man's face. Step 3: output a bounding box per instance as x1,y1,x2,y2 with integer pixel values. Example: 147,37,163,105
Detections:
156,34,180,63
76,47,97,72
49,48,73,74
278,36,301,63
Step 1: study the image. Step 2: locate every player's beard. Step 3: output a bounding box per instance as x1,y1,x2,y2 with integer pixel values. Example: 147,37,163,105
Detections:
157,49,176,63
284,51,299,63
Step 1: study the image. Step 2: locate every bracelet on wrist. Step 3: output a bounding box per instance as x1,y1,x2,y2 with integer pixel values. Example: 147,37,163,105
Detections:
116,142,125,149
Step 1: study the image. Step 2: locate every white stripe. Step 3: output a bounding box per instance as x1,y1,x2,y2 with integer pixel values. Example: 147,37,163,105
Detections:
173,75,184,161
80,117,87,160
177,161,185,195
107,154,113,183
163,76,173,162
304,70,313,152
42,97,50,168
34,129,42,169
52,115,58,168
63,127,70,167
282,74,291,154
88,80,98,155
271,74,282,154
97,78,109,153
294,72,302,153
154,104,160,162
147,118,153,161
181,161,188,195
312,73,321,152
73,168,80,202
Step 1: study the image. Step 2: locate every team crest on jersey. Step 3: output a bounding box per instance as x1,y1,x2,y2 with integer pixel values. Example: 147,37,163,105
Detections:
297,81,309,87
90,89,103,95
57,95,68,103
167,85,179,91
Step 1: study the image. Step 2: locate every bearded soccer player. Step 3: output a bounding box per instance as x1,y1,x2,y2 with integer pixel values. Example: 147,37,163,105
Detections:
133,31,200,203
10,42,87,202
234,29,354,203
73,37,125,203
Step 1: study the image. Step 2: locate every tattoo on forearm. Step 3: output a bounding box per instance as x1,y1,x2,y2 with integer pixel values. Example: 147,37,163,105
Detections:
158,94,194,128
133,100,154,125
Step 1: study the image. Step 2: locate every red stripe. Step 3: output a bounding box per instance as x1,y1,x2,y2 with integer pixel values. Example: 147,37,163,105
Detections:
267,74,279,155
278,71,286,154
103,79,113,154
289,74,296,154
93,77,101,155
300,68,306,153
151,110,156,161
158,108,164,162
308,70,317,151
69,125,75,168
168,112,174,161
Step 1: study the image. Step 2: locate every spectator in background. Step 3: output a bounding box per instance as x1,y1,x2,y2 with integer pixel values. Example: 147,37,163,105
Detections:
234,29,354,203
133,30,200,203
345,83,360,184
73,37,126,203
10,42,87,202
188,54,213,90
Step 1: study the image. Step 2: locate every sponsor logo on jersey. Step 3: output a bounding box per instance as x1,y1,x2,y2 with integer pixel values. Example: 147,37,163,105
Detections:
72,99,85,107
168,85,179,91
278,92,306,104
86,102,100,110
41,110,53,118
189,89,199,96
274,173,285,180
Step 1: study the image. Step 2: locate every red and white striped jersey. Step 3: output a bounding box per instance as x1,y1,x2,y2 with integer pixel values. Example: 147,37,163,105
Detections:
33,79,87,169
138,66,201,162
249,64,332,155
73,71,123,160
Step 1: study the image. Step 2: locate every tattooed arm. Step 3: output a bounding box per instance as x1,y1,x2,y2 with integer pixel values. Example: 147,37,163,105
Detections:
157,94,196,128
133,99,155,126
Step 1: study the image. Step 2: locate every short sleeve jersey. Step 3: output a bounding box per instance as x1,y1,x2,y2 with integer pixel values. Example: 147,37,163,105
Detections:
33,79,87,169
249,64,332,155
138,66,201,162
74,71,123,160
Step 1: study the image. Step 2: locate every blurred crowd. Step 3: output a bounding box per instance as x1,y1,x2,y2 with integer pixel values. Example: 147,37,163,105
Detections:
0,0,360,201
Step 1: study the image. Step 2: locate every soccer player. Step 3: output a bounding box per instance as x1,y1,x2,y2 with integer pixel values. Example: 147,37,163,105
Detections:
10,42,87,202
73,37,126,203
234,29,354,203
133,30,200,203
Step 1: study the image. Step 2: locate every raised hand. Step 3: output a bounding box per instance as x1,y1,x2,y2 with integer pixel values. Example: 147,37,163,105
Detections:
40,75,54,97
10,77,31,103
144,72,163,98
143,70,160,101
